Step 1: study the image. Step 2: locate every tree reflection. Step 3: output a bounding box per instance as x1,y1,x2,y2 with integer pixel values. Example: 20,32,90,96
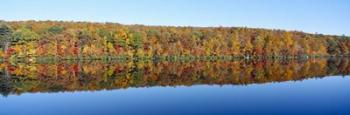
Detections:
1,59,350,96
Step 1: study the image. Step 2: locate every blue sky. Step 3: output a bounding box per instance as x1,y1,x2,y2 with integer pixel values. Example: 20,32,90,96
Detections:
0,0,349,35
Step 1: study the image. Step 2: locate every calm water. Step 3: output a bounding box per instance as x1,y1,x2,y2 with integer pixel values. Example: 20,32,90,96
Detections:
0,59,350,115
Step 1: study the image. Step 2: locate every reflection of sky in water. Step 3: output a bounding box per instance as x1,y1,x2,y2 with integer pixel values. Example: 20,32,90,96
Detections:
1,76,349,115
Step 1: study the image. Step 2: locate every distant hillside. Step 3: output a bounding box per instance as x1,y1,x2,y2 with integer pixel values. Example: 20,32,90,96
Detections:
1,20,349,60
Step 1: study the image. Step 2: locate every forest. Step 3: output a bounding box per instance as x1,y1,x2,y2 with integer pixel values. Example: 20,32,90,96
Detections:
1,20,350,61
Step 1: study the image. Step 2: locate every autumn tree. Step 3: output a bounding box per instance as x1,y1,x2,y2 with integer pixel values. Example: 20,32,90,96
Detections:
11,27,39,57
229,30,240,56
252,35,265,56
1,20,350,59
282,32,295,56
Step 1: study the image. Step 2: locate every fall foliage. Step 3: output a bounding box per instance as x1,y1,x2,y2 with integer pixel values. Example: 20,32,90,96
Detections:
1,20,350,60
1,58,349,96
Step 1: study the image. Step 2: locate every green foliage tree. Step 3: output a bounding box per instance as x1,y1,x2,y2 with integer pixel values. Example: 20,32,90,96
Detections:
12,27,39,43
0,22,13,53
47,26,64,35
327,39,338,55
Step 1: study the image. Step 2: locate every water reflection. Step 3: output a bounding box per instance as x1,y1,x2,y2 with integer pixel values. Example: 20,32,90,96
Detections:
1,58,349,96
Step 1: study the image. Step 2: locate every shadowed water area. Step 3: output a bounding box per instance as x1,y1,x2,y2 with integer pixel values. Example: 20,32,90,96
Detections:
0,59,349,115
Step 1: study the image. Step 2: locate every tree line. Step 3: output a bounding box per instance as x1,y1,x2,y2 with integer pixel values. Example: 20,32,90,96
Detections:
1,20,350,60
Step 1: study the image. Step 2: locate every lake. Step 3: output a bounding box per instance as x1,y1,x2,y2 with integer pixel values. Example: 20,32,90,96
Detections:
0,59,350,115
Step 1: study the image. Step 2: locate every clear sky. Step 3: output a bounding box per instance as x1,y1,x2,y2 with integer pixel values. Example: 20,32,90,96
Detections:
1,0,349,35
